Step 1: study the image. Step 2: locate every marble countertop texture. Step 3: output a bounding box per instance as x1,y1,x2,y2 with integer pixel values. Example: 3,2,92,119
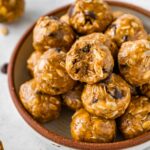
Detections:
0,0,150,150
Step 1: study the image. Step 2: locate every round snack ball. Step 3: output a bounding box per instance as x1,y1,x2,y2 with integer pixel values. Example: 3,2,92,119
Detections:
27,51,42,76
140,84,150,98
71,109,116,143
62,83,83,111
34,48,76,95
0,0,25,22
66,33,114,84
19,79,61,123
82,73,131,119
60,14,70,24
105,14,148,47
118,40,150,86
69,0,113,34
33,16,75,52
119,96,150,139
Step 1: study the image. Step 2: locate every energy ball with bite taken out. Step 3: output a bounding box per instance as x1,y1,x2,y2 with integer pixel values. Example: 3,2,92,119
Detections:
140,83,150,98
66,33,114,84
105,14,148,47
118,40,150,86
19,79,61,123
71,109,116,143
119,96,150,139
82,73,131,119
69,0,113,34
62,83,83,111
0,0,25,22
27,51,42,76
34,48,75,95
33,16,75,52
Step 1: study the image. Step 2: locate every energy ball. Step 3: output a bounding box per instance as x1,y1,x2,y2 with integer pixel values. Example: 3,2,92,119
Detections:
33,16,75,52
118,40,150,86
34,48,75,95
119,96,150,139
27,51,42,76
71,109,116,143
105,14,148,47
66,33,114,84
140,84,150,98
19,79,61,123
0,0,25,22
62,83,83,111
82,73,131,119
69,0,113,34
60,14,70,24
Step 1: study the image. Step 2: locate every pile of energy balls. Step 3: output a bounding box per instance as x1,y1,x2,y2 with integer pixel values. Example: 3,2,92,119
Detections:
19,0,150,143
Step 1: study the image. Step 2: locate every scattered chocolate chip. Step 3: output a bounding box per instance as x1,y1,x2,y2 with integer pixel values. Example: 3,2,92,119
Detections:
82,45,91,52
106,87,123,99
122,35,128,42
55,47,62,52
1,63,8,74
92,98,98,103
68,5,75,17
85,11,96,20
50,16,59,20
75,68,80,74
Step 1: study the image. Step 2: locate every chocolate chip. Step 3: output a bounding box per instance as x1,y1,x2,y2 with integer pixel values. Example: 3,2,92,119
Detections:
82,45,91,52
106,87,123,99
85,18,93,25
75,68,80,74
55,47,62,52
72,59,77,64
1,63,8,74
92,98,98,103
48,32,57,37
85,11,96,20
102,68,108,73
122,35,128,42
68,5,75,17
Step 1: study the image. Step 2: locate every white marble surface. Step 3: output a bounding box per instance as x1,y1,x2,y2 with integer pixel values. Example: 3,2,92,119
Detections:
0,0,150,150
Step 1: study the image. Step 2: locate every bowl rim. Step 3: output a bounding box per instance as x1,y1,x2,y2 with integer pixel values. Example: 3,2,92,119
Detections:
8,1,150,150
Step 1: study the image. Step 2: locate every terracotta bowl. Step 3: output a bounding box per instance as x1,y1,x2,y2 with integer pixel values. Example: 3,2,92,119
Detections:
8,1,150,150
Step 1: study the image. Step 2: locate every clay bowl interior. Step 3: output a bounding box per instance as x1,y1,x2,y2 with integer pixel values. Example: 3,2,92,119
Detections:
8,1,150,150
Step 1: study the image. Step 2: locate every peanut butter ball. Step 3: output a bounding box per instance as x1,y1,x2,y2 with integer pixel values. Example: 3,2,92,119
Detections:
19,79,61,123
71,109,116,143
62,83,83,111
105,14,148,47
0,0,25,22
118,40,150,86
66,33,114,84
34,48,75,95
82,74,131,119
69,0,113,34
33,16,75,52
119,96,150,139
